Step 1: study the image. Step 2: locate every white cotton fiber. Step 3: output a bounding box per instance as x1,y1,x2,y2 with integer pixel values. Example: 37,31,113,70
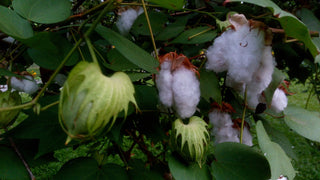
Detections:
227,26,265,84
246,46,275,108
116,7,143,35
172,66,200,119
242,126,253,146
205,31,231,72
156,61,174,107
11,75,39,94
270,88,288,113
209,110,253,146
209,110,239,144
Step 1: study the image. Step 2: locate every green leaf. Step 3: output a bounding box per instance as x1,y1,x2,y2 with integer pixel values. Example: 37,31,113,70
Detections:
95,25,159,73
127,72,152,82
200,69,221,103
296,8,320,32
211,142,271,180
131,11,168,36
23,32,79,70
170,27,217,44
156,14,195,41
0,146,29,180
7,96,66,157
135,85,158,110
229,0,319,57
104,48,139,71
264,68,285,106
0,6,33,39
256,121,296,180
284,105,320,142
146,0,186,10
128,159,163,180
168,155,211,180
261,120,297,161
54,158,129,180
12,0,71,24
0,68,22,78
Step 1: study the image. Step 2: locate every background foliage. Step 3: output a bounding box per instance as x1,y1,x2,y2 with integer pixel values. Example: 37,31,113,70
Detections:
0,0,320,179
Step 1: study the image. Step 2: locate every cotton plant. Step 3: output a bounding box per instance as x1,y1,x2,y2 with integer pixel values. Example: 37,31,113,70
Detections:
156,52,200,119
116,6,143,35
206,14,275,109
209,102,253,146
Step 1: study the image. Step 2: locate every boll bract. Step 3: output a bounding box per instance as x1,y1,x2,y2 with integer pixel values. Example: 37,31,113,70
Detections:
11,75,39,94
206,14,275,109
0,91,21,128
59,61,137,144
171,116,209,167
156,52,200,119
116,6,143,35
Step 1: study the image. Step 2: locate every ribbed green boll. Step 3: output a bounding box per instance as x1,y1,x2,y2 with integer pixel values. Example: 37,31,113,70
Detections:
0,91,21,128
59,61,137,144
171,116,209,167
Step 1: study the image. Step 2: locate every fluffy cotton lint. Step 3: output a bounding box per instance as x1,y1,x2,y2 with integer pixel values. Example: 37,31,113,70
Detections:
209,110,239,144
227,24,265,84
156,61,173,107
116,7,143,35
242,126,253,146
205,31,231,72
247,46,275,108
172,66,200,119
11,75,39,94
271,88,288,113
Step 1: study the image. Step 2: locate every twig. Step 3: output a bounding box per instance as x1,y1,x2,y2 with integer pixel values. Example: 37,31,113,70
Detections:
141,0,159,61
170,7,207,16
8,137,35,180
269,27,319,37
240,85,248,144
40,100,59,111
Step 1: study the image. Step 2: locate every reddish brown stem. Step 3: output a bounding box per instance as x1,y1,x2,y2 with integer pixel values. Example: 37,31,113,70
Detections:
269,27,319,37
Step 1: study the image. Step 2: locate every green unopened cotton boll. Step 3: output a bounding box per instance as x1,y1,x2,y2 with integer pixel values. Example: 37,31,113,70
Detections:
0,91,21,128
171,116,209,167
59,61,137,144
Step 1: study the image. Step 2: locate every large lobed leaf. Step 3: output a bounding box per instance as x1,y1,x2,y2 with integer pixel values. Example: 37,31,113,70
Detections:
12,0,71,24
211,142,271,180
0,6,33,39
284,105,320,142
200,69,222,103
256,121,296,180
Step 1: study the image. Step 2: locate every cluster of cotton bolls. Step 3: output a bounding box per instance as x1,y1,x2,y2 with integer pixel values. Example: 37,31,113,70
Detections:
116,6,143,35
206,14,288,113
156,52,200,119
10,75,39,94
209,102,253,146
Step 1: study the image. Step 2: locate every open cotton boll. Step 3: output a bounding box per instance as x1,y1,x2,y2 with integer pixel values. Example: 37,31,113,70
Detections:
172,66,200,119
11,75,39,94
227,26,266,84
209,110,239,144
246,46,275,108
116,7,143,35
156,61,174,107
270,88,288,113
205,31,232,72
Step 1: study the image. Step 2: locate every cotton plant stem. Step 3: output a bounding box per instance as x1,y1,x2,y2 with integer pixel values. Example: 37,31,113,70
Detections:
40,100,60,111
4,126,36,180
0,0,117,113
85,37,99,64
141,0,159,61
188,27,212,40
240,85,248,144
